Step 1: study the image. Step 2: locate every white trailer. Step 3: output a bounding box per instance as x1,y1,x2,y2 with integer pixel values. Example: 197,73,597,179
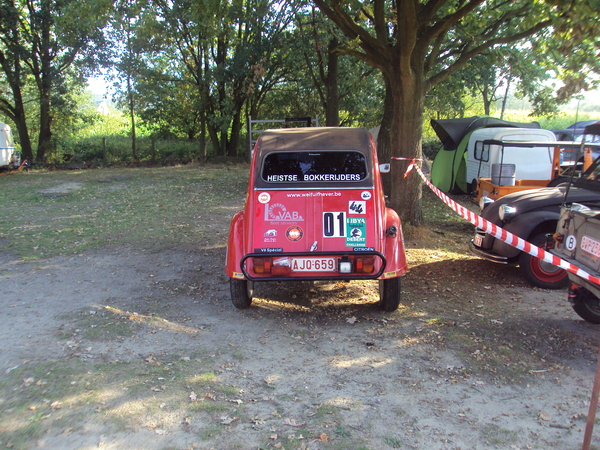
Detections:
0,123,18,168
465,127,556,192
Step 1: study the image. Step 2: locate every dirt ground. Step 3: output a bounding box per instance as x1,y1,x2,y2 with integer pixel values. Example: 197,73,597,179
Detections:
2,233,600,450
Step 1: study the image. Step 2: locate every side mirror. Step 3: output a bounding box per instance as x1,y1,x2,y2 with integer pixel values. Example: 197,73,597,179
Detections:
379,163,391,173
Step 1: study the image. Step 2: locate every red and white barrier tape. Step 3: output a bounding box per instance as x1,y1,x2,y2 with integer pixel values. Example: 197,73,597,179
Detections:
396,157,600,286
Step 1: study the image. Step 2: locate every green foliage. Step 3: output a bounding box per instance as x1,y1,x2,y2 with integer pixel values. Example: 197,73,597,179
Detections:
55,136,209,165
0,0,113,161
2,0,600,171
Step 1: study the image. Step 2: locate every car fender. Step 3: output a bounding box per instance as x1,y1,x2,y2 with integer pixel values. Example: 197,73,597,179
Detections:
492,209,559,259
225,210,245,278
380,207,408,278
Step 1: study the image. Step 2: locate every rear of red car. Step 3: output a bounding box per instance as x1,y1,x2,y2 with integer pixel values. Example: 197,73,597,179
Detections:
225,127,407,310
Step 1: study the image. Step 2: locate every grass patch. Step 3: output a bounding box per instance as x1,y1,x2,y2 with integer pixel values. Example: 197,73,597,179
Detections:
383,436,404,448
480,424,518,446
0,350,244,450
57,307,142,341
198,425,223,440
312,404,339,420
0,164,249,259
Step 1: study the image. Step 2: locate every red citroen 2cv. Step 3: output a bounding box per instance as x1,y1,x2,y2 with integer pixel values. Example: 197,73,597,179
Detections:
225,127,407,311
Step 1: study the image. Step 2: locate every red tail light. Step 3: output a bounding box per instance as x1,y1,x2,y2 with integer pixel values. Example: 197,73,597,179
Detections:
252,257,271,274
355,257,375,273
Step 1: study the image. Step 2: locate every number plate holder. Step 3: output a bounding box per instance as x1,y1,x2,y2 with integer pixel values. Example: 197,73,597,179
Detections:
291,257,336,272
581,235,600,258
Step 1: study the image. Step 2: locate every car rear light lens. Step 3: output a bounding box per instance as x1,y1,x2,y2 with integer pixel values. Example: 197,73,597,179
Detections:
252,257,271,274
272,257,292,275
355,257,375,273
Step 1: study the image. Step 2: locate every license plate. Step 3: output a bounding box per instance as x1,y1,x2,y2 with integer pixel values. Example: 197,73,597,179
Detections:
291,258,336,272
581,235,600,258
473,234,483,247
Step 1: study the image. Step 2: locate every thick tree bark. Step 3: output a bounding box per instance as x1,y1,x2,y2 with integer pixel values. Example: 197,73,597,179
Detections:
127,71,137,161
378,64,425,226
325,38,340,127
228,108,243,157
12,113,34,162
198,110,206,161
4,91,34,162
37,93,53,163
36,10,53,163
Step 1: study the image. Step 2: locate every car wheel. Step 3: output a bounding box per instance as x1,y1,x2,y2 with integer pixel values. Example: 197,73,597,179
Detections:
518,232,568,289
546,176,572,188
379,277,401,312
230,278,254,309
570,287,600,324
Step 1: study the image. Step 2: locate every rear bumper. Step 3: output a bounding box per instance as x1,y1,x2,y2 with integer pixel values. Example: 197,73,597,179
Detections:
239,250,388,281
550,249,600,298
469,240,509,264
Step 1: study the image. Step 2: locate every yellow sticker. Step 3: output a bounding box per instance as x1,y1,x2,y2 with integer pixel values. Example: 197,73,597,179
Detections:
233,272,245,279
382,271,397,279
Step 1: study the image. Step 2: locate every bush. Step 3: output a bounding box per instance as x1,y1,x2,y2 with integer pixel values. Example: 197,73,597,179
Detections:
422,138,441,160
54,136,213,166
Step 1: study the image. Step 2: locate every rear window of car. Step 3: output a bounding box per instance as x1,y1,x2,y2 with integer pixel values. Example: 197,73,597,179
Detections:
261,151,368,184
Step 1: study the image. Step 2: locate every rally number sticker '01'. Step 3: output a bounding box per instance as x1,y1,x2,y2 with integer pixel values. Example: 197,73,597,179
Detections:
323,212,346,237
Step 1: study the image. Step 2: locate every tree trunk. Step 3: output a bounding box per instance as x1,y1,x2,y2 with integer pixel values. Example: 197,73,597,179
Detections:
127,72,137,160
198,114,206,161
37,16,53,164
325,38,339,126
482,83,491,115
10,94,34,162
377,70,425,227
207,121,222,156
227,107,243,157
501,77,511,120
37,98,52,163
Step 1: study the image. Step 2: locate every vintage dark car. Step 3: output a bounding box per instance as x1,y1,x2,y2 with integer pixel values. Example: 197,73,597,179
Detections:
551,122,600,323
225,127,407,311
470,181,600,289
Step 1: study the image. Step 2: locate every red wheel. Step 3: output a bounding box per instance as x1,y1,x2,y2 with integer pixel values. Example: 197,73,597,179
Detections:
518,232,568,289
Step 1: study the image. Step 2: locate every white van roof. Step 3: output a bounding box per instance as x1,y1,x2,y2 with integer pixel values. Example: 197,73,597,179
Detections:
469,127,555,141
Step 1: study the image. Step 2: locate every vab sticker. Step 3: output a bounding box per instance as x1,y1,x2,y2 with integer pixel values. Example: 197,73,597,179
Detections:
258,192,271,204
265,203,304,221
286,226,304,242
361,191,372,200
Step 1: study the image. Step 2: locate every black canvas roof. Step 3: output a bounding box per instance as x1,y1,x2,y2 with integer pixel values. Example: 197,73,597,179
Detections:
584,121,600,136
430,116,541,150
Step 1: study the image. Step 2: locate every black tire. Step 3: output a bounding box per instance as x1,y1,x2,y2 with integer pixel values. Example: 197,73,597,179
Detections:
469,180,478,197
230,278,254,309
571,287,600,324
379,277,401,312
518,232,569,289
546,176,572,188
